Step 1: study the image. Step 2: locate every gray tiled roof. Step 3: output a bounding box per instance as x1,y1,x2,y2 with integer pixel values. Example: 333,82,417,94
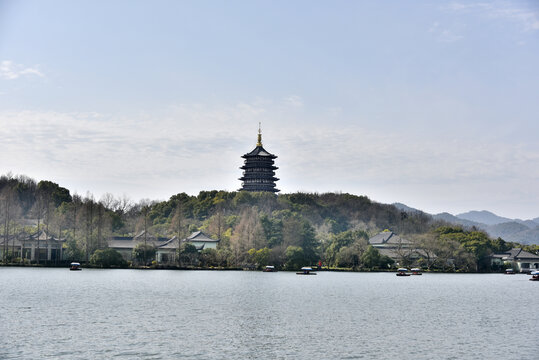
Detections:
186,231,219,242
244,146,276,158
107,231,219,251
492,248,539,260
108,237,169,249
369,231,411,246
157,237,181,249
31,230,64,242
0,231,64,246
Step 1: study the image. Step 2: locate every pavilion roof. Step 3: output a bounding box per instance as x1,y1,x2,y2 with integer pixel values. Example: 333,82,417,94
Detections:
30,230,64,242
185,231,219,242
243,146,276,158
157,236,181,249
369,231,411,246
491,248,539,260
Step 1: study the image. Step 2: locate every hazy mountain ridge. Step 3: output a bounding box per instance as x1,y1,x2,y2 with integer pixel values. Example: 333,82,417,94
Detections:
457,210,539,228
456,210,512,226
393,203,539,245
486,222,539,244
431,212,484,229
516,219,539,228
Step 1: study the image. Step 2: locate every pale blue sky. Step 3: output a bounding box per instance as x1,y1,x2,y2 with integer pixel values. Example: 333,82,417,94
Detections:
1,0,538,219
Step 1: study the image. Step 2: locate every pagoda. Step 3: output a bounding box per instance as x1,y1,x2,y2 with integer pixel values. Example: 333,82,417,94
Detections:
239,125,280,192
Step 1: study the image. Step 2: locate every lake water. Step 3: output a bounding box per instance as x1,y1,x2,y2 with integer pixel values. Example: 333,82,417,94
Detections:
0,268,537,359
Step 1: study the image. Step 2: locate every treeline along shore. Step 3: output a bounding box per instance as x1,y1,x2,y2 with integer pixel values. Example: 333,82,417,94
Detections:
1,173,537,271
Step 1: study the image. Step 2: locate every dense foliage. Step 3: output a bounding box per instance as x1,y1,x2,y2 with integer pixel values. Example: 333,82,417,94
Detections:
132,243,156,265
90,248,127,268
0,173,528,271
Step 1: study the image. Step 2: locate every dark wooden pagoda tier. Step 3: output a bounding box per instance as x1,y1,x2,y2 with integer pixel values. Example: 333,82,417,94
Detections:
239,130,279,192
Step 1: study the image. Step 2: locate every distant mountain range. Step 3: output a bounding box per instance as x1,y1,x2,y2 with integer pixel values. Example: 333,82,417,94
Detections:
393,204,539,245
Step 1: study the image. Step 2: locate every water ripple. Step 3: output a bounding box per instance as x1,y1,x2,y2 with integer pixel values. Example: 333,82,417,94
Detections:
1,269,538,359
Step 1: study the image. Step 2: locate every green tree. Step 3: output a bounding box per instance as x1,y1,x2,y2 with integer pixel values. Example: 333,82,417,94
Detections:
284,245,305,270
299,220,319,264
360,245,393,269
132,243,156,265
199,248,219,267
178,243,199,267
434,226,504,272
523,244,539,255
247,247,271,268
324,230,368,267
37,180,72,207
233,191,254,207
63,238,84,262
90,248,127,268
335,246,359,268
260,214,283,248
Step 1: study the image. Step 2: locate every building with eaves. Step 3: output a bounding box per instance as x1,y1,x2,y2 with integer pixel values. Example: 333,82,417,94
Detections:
239,125,279,192
368,230,428,266
491,248,539,273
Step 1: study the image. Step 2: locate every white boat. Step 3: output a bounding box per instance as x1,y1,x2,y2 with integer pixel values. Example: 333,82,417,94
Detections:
70,262,81,271
530,271,539,281
396,268,410,276
411,268,422,275
297,266,316,275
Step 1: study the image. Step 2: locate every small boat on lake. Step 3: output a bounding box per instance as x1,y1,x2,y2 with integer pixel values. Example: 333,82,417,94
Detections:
396,268,410,276
263,265,277,272
70,262,81,271
411,268,422,275
504,268,516,275
530,271,539,281
297,267,316,275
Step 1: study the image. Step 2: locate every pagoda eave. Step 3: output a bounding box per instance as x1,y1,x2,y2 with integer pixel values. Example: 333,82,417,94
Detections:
240,165,278,170
239,129,279,193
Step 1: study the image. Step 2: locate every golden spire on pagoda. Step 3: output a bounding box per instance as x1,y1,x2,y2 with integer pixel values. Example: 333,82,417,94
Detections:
256,122,263,147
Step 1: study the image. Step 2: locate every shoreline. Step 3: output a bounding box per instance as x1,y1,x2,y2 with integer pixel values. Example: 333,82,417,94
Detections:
0,263,516,274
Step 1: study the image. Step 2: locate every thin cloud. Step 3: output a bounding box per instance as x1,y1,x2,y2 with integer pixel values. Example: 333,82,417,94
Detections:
284,95,304,107
1,101,537,217
489,5,539,31
0,104,267,195
438,29,464,42
428,22,464,43
278,126,539,186
2,107,537,187
0,60,44,80
447,1,539,31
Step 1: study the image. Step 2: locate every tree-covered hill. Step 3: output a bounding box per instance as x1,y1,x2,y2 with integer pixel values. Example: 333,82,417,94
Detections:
396,203,539,246
1,174,535,271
